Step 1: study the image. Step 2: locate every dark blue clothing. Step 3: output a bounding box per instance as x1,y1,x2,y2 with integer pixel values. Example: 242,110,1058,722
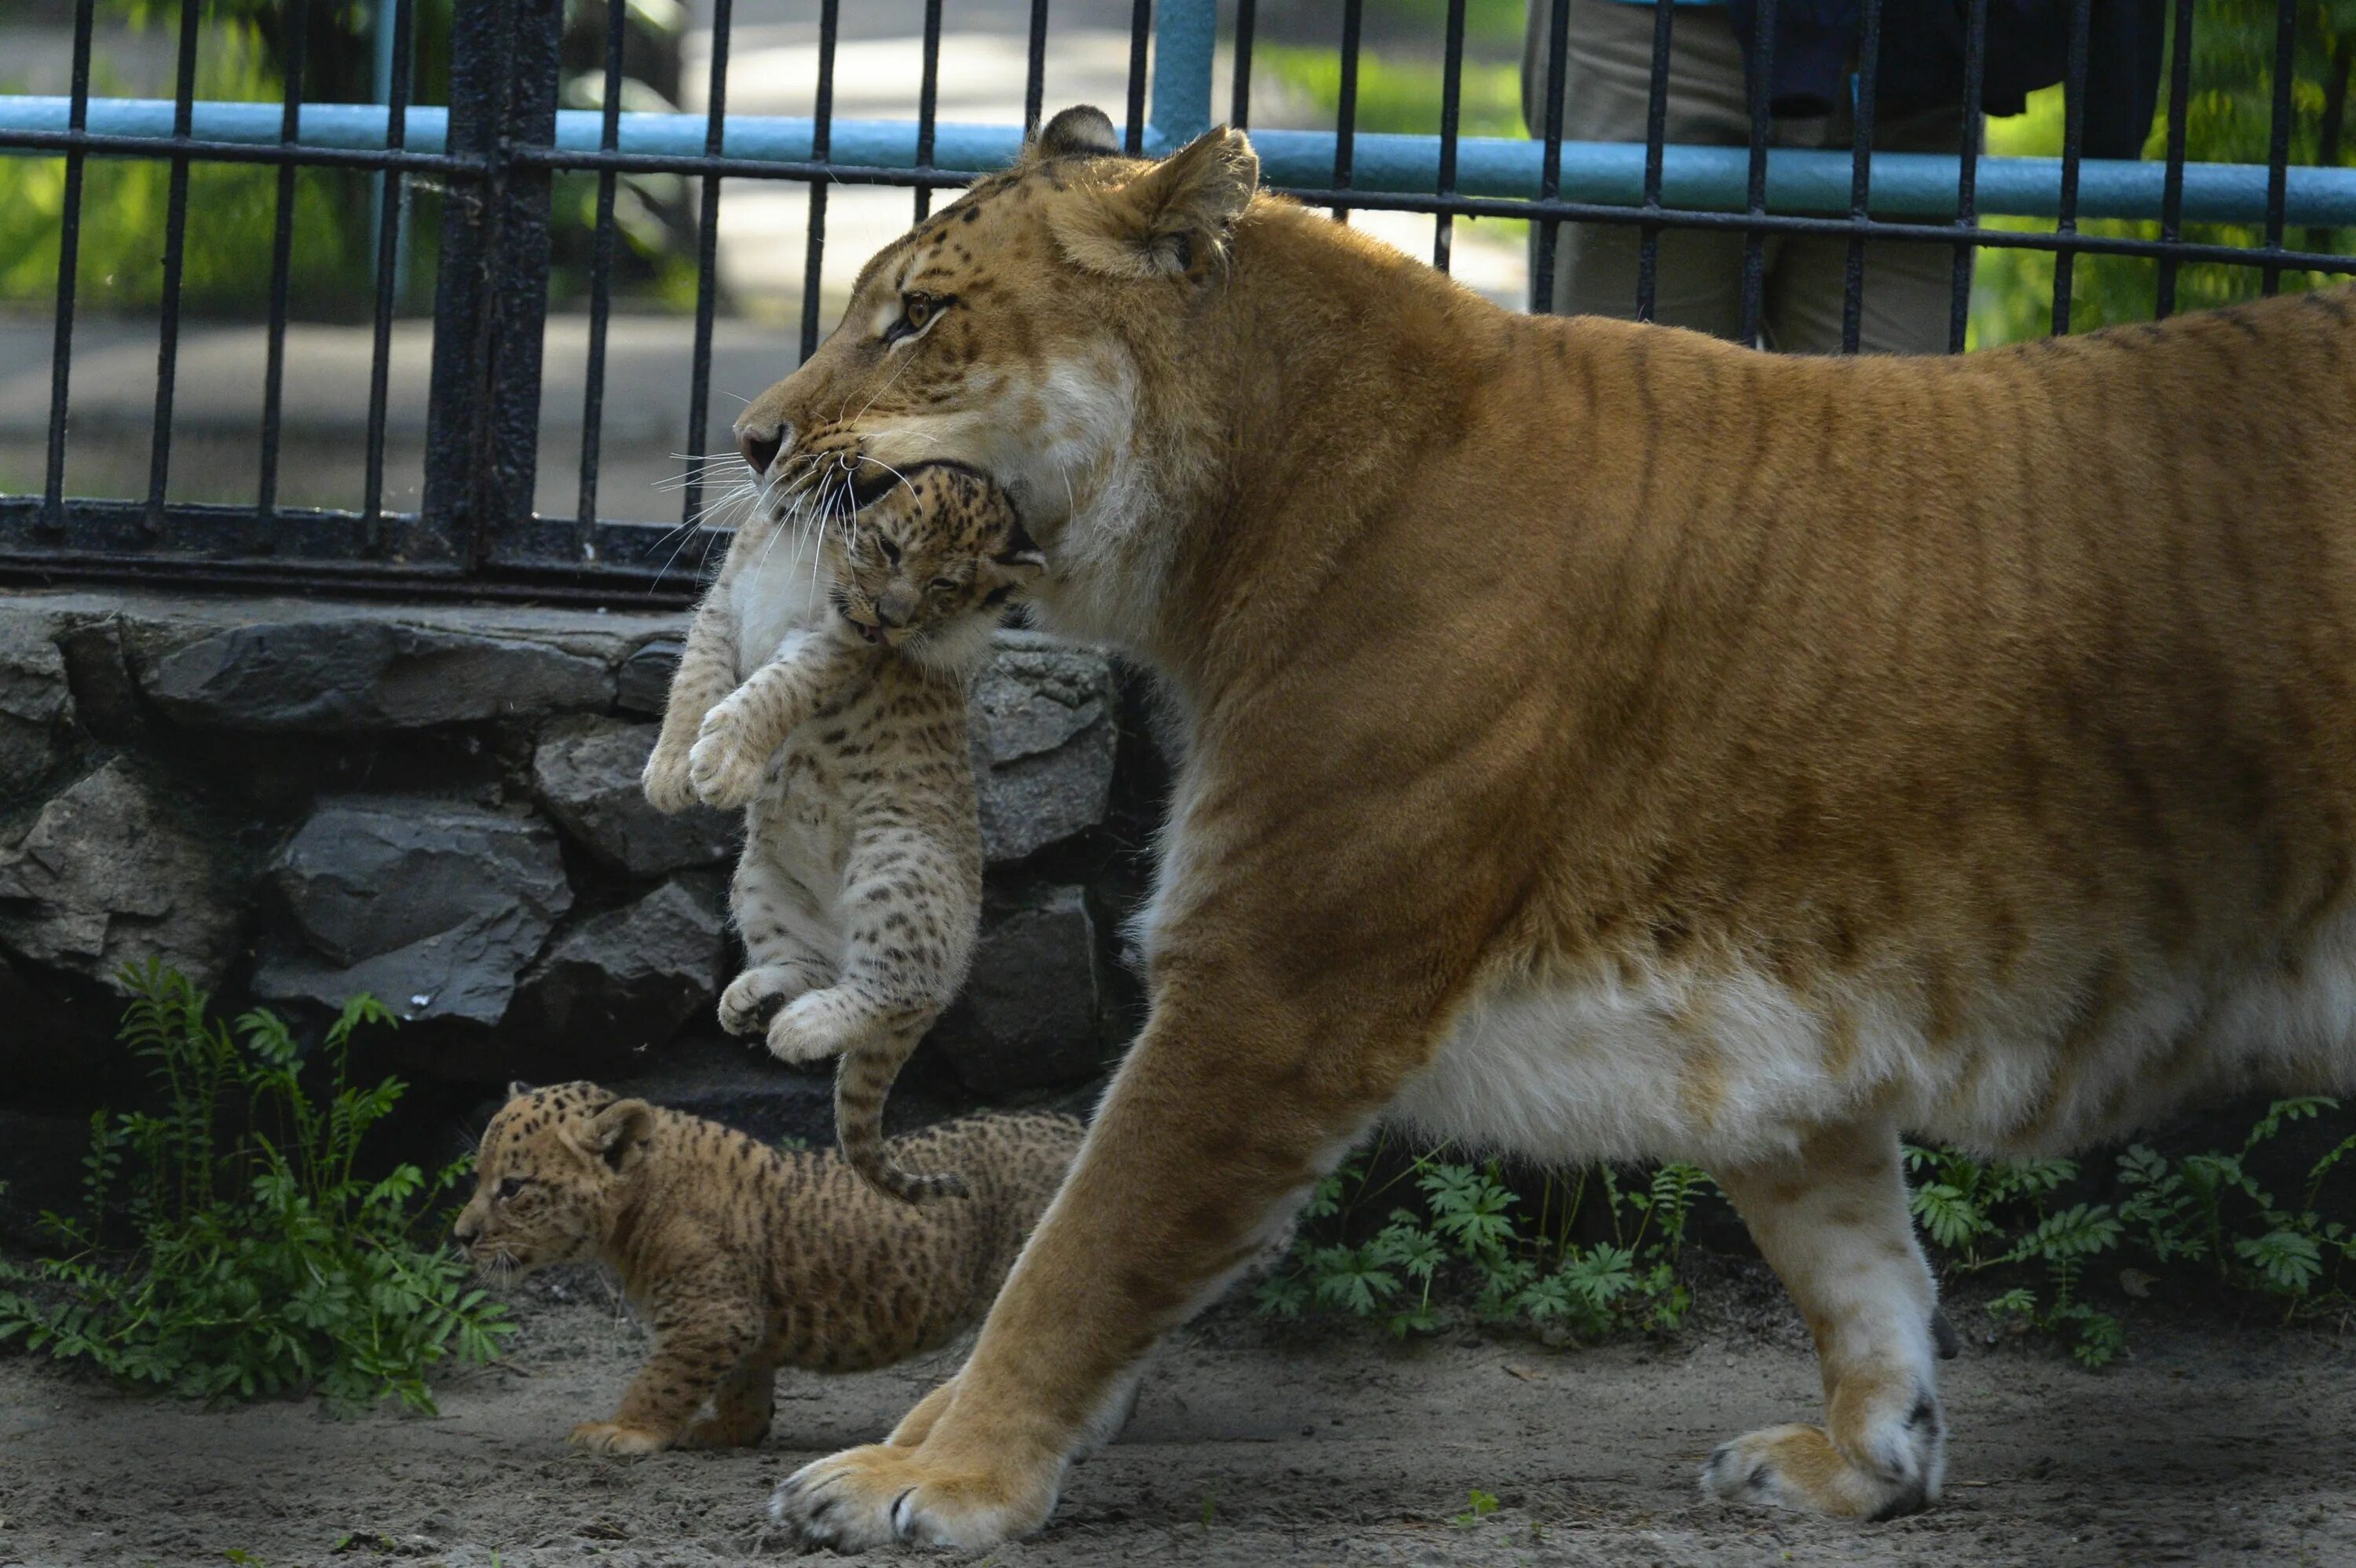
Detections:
1723,0,2166,159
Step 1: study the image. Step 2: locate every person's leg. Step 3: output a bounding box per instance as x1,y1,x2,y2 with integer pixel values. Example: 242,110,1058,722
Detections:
1766,101,1968,355
1523,0,1754,334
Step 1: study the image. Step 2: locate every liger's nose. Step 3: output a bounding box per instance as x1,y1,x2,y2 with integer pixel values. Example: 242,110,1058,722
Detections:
737,422,784,478
876,592,914,629
452,1212,480,1245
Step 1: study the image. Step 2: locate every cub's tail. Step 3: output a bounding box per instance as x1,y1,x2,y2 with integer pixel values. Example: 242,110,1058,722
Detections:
834,1037,969,1204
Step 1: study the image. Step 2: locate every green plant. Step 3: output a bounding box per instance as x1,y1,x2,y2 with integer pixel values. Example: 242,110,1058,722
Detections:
1909,1097,2356,1366
0,961,511,1413
1452,1487,1501,1527
1256,1143,1708,1341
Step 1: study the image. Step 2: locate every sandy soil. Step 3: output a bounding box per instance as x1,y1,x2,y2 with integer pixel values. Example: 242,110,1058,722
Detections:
2,1263,2351,1568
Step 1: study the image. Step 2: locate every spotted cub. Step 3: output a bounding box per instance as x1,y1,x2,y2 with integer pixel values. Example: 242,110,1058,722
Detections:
453,1081,1084,1456
642,462,1044,1204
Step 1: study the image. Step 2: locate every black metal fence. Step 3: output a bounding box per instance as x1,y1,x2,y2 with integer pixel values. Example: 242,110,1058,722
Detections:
0,0,2350,604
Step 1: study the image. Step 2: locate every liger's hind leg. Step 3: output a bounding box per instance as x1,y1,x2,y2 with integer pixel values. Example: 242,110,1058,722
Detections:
1702,1120,1947,1519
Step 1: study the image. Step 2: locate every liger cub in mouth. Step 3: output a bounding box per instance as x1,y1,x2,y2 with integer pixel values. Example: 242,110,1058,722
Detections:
452,1082,1085,1455
642,462,1044,1203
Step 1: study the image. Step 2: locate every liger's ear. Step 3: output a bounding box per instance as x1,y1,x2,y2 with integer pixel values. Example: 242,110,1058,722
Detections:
582,1099,654,1174
1050,125,1259,283
507,1080,533,1101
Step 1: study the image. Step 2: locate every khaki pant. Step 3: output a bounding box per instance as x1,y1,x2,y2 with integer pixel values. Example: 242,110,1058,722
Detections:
1521,0,1965,353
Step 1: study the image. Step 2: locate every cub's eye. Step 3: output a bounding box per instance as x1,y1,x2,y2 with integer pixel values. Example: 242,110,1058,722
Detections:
930,577,960,594
885,291,945,345
496,1176,529,1201
878,536,902,565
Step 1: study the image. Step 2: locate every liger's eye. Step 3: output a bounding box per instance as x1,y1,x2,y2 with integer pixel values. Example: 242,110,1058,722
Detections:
886,291,942,345
496,1176,528,1201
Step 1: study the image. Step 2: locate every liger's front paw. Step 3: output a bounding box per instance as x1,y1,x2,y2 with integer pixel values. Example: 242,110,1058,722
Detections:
687,703,767,809
642,744,698,813
569,1420,668,1457
768,1442,1059,1553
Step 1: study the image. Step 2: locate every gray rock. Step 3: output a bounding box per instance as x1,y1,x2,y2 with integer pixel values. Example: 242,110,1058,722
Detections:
970,636,1118,864
514,877,726,1054
0,759,241,989
255,798,572,1025
531,717,736,875
0,620,71,799
935,886,1107,1094
141,618,613,732
616,637,682,716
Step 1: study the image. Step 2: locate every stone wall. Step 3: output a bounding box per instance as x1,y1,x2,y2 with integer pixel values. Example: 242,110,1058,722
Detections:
0,589,1154,1229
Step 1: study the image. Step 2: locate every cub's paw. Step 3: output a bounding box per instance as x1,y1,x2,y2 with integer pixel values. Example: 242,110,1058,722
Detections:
676,1413,770,1450
1700,1418,1938,1520
763,988,860,1065
642,740,698,813
718,967,813,1037
686,700,768,809
768,1442,1057,1553
569,1420,668,1457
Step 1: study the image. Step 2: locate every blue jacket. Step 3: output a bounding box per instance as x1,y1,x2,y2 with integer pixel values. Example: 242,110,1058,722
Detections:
1722,0,2166,159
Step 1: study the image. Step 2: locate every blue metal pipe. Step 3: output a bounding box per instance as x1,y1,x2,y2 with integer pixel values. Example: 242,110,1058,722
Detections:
5,96,2355,228
1148,0,1220,148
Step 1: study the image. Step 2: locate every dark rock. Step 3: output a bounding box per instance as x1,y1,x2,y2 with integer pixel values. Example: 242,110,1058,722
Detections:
57,616,143,740
969,636,1118,864
254,797,573,1025
0,620,71,801
512,877,726,1061
599,1038,968,1153
0,758,242,990
0,1106,96,1249
531,716,736,875
935,886,1108,1094
616,637,682,716
141,618,613,732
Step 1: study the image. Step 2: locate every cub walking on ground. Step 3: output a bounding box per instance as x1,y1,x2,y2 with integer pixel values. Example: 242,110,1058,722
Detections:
643,463,1044,1202
452,1082,1085,1454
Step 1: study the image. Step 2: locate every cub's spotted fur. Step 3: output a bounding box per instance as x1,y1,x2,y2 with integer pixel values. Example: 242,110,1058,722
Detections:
643,464,1044,1202
452,1081,1083,1455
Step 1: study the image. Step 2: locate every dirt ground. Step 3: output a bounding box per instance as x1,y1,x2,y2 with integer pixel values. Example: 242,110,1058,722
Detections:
2,1262,2351,1568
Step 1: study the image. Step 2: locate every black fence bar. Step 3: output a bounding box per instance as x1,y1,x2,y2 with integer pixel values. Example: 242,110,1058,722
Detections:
1432,0,1465,272
1230,0,1256,130
145,0,203,527
1839,0,1883,353
1125,0,1150,154
682,0,734,530
1635,0,1674,321
801,0,843,362
2261,0,2298,294
41,0,97,530
1531,0,1569,313
1026,0,1052,133
362,0,415,538
2154,0,2196,318
1948,0,1987,353
914,0,944,221
1740,0,1777,345
2051,0,2091,335
577,0,629,539
255,0,308,526
1332,0,1362,222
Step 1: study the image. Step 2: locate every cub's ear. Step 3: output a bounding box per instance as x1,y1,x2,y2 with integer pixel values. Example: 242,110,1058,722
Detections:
1031,104,1121,162
507,1080,533,1101
979,527,1049,605
1051,125,1259,283
582,1099,654,1174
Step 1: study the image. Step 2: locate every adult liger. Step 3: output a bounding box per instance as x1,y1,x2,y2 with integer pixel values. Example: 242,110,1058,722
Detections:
737,104,2356,1547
